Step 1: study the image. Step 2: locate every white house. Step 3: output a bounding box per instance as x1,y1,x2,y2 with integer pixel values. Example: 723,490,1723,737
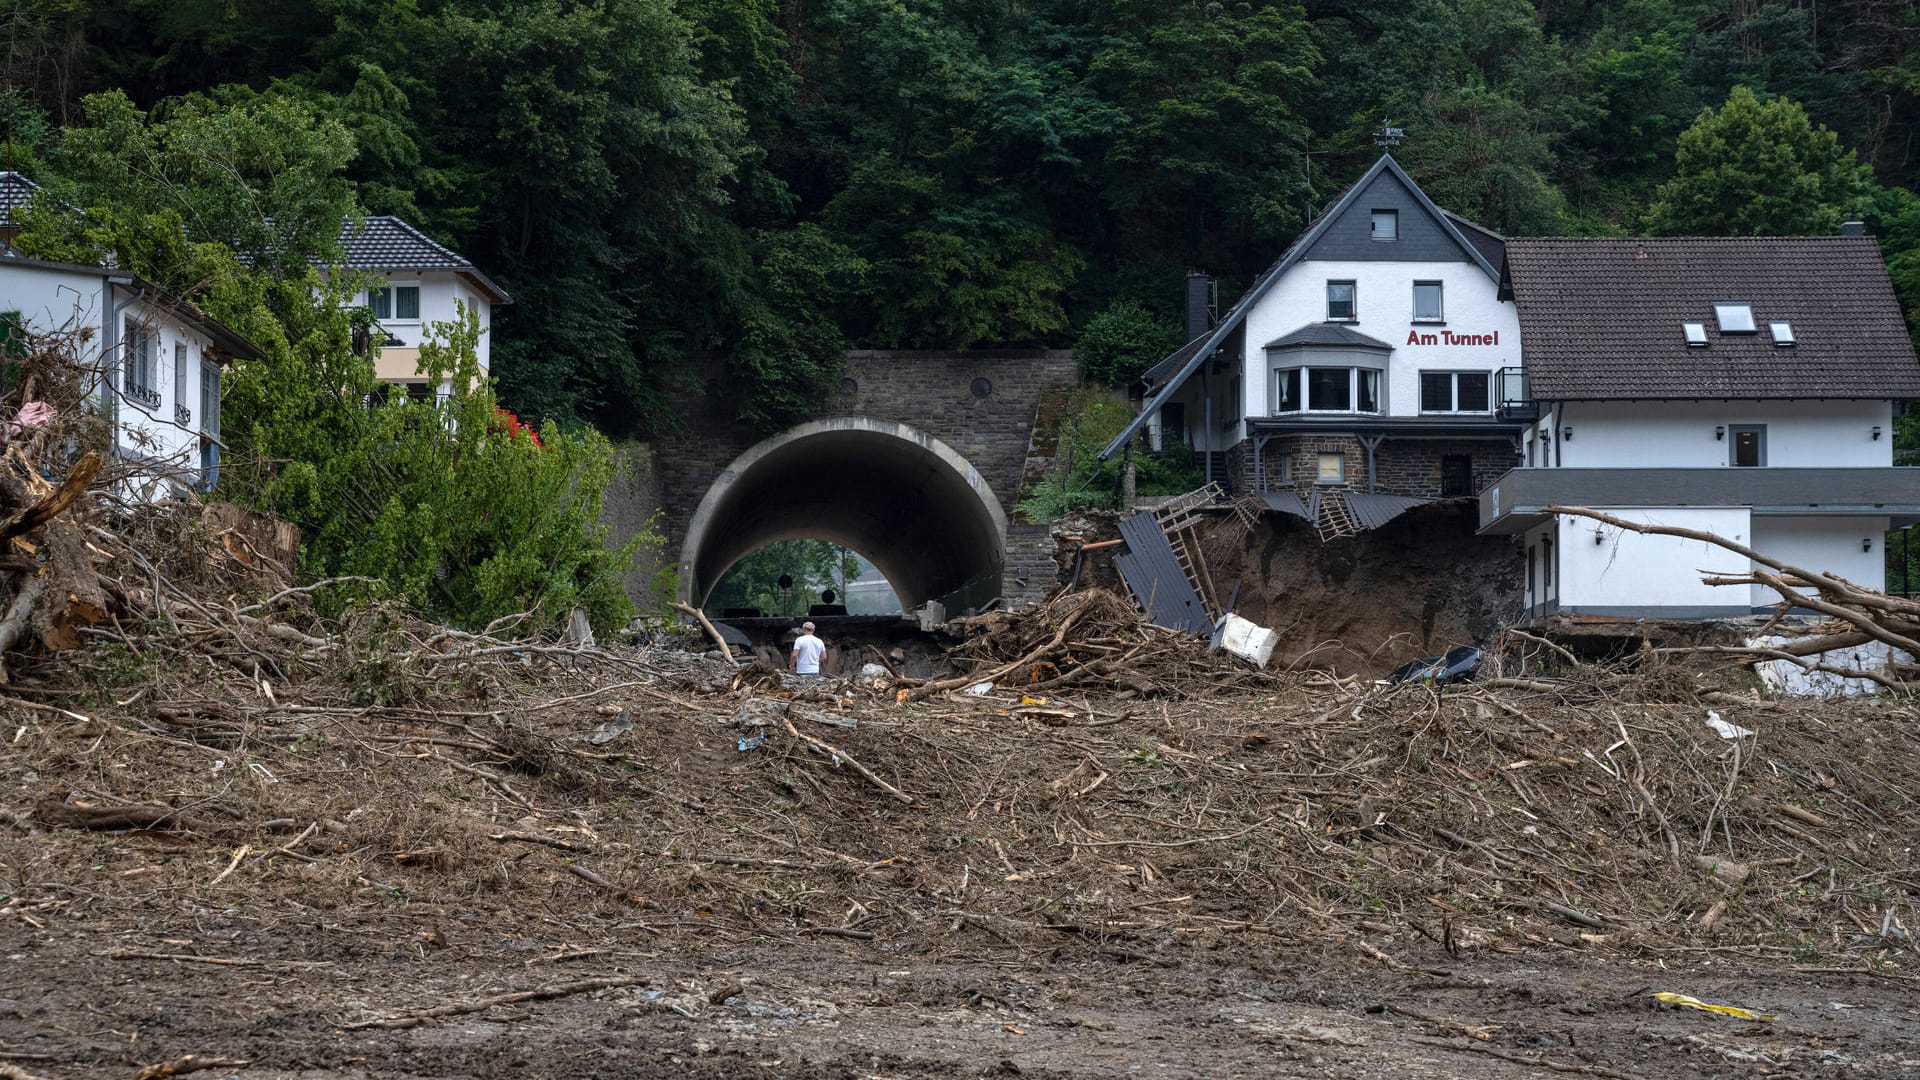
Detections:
1110,155,1530,538
0,245,261,497
1483,234,1920,617
331,216,513,398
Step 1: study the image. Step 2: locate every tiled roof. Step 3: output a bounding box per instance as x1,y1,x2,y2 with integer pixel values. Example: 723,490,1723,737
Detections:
1102,155,1498,461
1263,323,1395,351
1,171,42,222
335,216,512,304
1503,237,1920,401
338,216,471,270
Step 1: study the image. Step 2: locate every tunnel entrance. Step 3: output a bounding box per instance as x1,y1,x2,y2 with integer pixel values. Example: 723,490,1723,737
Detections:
679,418,1008,613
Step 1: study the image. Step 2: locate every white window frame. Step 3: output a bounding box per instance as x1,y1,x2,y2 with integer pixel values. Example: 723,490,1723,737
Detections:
1412,281,1443,323
1326,280,1357,322
1714,303,1756,333
1371,209,1398,241
391,283,421,322
1418,370,1493,414
1316,452,1346,484
1272,366,1381,416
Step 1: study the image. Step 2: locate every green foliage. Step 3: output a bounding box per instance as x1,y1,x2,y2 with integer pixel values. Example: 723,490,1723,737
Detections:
15,93,650,637
1075,299,1182,389
269,311,645,634
46,89,356,275
11,0,1920,437
1646,86,1872,236
705,540,859,617
1016,389,1204,521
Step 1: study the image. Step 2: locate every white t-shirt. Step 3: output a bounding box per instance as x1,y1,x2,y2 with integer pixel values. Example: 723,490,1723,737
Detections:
792,633,825,674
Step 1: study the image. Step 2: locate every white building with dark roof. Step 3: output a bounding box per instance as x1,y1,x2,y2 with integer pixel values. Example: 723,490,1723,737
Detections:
332,216,513,396
1485,234,1920,618
1109,155,1529,540
0,246,261,497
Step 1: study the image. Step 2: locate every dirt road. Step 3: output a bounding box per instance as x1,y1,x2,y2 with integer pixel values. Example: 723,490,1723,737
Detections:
6,914,1919,1077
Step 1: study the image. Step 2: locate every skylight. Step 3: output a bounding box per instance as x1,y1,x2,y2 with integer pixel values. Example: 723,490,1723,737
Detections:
1770,321,1795,346
1714,303,1757,333
1683,322,1708,346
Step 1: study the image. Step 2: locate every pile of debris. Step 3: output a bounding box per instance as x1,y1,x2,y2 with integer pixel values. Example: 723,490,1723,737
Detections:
1555,507,1919,692
911,587,1294,700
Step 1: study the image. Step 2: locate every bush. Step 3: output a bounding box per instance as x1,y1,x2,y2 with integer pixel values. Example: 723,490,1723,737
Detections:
1074,299,1182,388
244,310,652,636
1015,388,1204,521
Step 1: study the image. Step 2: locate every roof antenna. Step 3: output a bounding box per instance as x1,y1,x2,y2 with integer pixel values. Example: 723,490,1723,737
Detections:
1374,121,1405,151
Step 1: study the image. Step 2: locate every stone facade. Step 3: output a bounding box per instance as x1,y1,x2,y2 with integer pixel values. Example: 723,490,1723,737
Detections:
1254,435,1515,499
645,350,1079,608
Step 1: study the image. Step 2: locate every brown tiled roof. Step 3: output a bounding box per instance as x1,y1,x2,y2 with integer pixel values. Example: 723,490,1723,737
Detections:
1503,236,1920,400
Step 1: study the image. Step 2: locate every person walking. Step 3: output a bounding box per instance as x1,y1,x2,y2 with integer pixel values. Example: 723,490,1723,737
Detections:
790,620,825,676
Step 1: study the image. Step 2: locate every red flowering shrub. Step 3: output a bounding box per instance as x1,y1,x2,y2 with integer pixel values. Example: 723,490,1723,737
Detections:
493,406,543,448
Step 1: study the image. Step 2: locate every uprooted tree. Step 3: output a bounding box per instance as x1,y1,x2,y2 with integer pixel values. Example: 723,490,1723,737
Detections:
1551,505,1918,690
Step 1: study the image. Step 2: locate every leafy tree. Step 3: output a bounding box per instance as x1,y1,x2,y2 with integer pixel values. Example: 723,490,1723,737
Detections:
1646,86,1872,236
705,539,859,616
45,89,356,276
280,311,644,632
1075,299,1181,388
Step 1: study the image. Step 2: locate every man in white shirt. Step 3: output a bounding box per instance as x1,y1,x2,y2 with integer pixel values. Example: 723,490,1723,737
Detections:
790,621,825,676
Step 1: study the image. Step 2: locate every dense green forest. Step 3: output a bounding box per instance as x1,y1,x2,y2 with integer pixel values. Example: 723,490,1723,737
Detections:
4,0,1919,435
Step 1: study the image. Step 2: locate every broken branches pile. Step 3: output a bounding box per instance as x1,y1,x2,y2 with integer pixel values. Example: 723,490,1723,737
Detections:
1551,506,1920,691
924,587,1295,700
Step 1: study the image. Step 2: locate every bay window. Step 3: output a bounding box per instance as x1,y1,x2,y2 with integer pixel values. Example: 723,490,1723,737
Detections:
1273,366,1382,415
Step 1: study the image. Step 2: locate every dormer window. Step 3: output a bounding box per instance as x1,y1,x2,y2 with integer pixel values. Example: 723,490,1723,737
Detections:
1683,322,1707,346
1769,321,1795,346
1713,303,1756,333
1371,210,1398,241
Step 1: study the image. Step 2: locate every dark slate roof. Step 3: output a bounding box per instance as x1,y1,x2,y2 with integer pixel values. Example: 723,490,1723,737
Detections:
1101,155,1497,462
1141,333,1208,390
336,216,513,303
1443,211,1505,268
1502,237,1920,400
1263,323,1395,351
1,171,42,223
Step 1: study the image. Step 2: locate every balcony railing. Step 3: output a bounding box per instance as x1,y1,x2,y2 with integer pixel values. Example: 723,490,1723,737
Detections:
175,404,192,427
1480,466,1920,534
126,383,161,410
1495,367,1537,421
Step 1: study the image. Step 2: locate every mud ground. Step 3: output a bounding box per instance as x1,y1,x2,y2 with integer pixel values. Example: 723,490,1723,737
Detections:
8,896,1920,1077
1064,504,1523,678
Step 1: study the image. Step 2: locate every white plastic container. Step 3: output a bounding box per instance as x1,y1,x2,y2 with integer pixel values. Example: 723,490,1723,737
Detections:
1217,614,1278,669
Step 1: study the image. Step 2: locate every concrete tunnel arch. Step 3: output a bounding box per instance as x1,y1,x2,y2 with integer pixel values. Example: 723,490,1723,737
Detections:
679,417,1010,612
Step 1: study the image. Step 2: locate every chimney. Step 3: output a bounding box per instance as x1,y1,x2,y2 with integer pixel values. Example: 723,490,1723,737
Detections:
1841,220,1866,237
1184,272,1213,342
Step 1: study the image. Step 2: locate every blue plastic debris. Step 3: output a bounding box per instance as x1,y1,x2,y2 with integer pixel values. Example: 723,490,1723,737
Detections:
737,732,767,752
